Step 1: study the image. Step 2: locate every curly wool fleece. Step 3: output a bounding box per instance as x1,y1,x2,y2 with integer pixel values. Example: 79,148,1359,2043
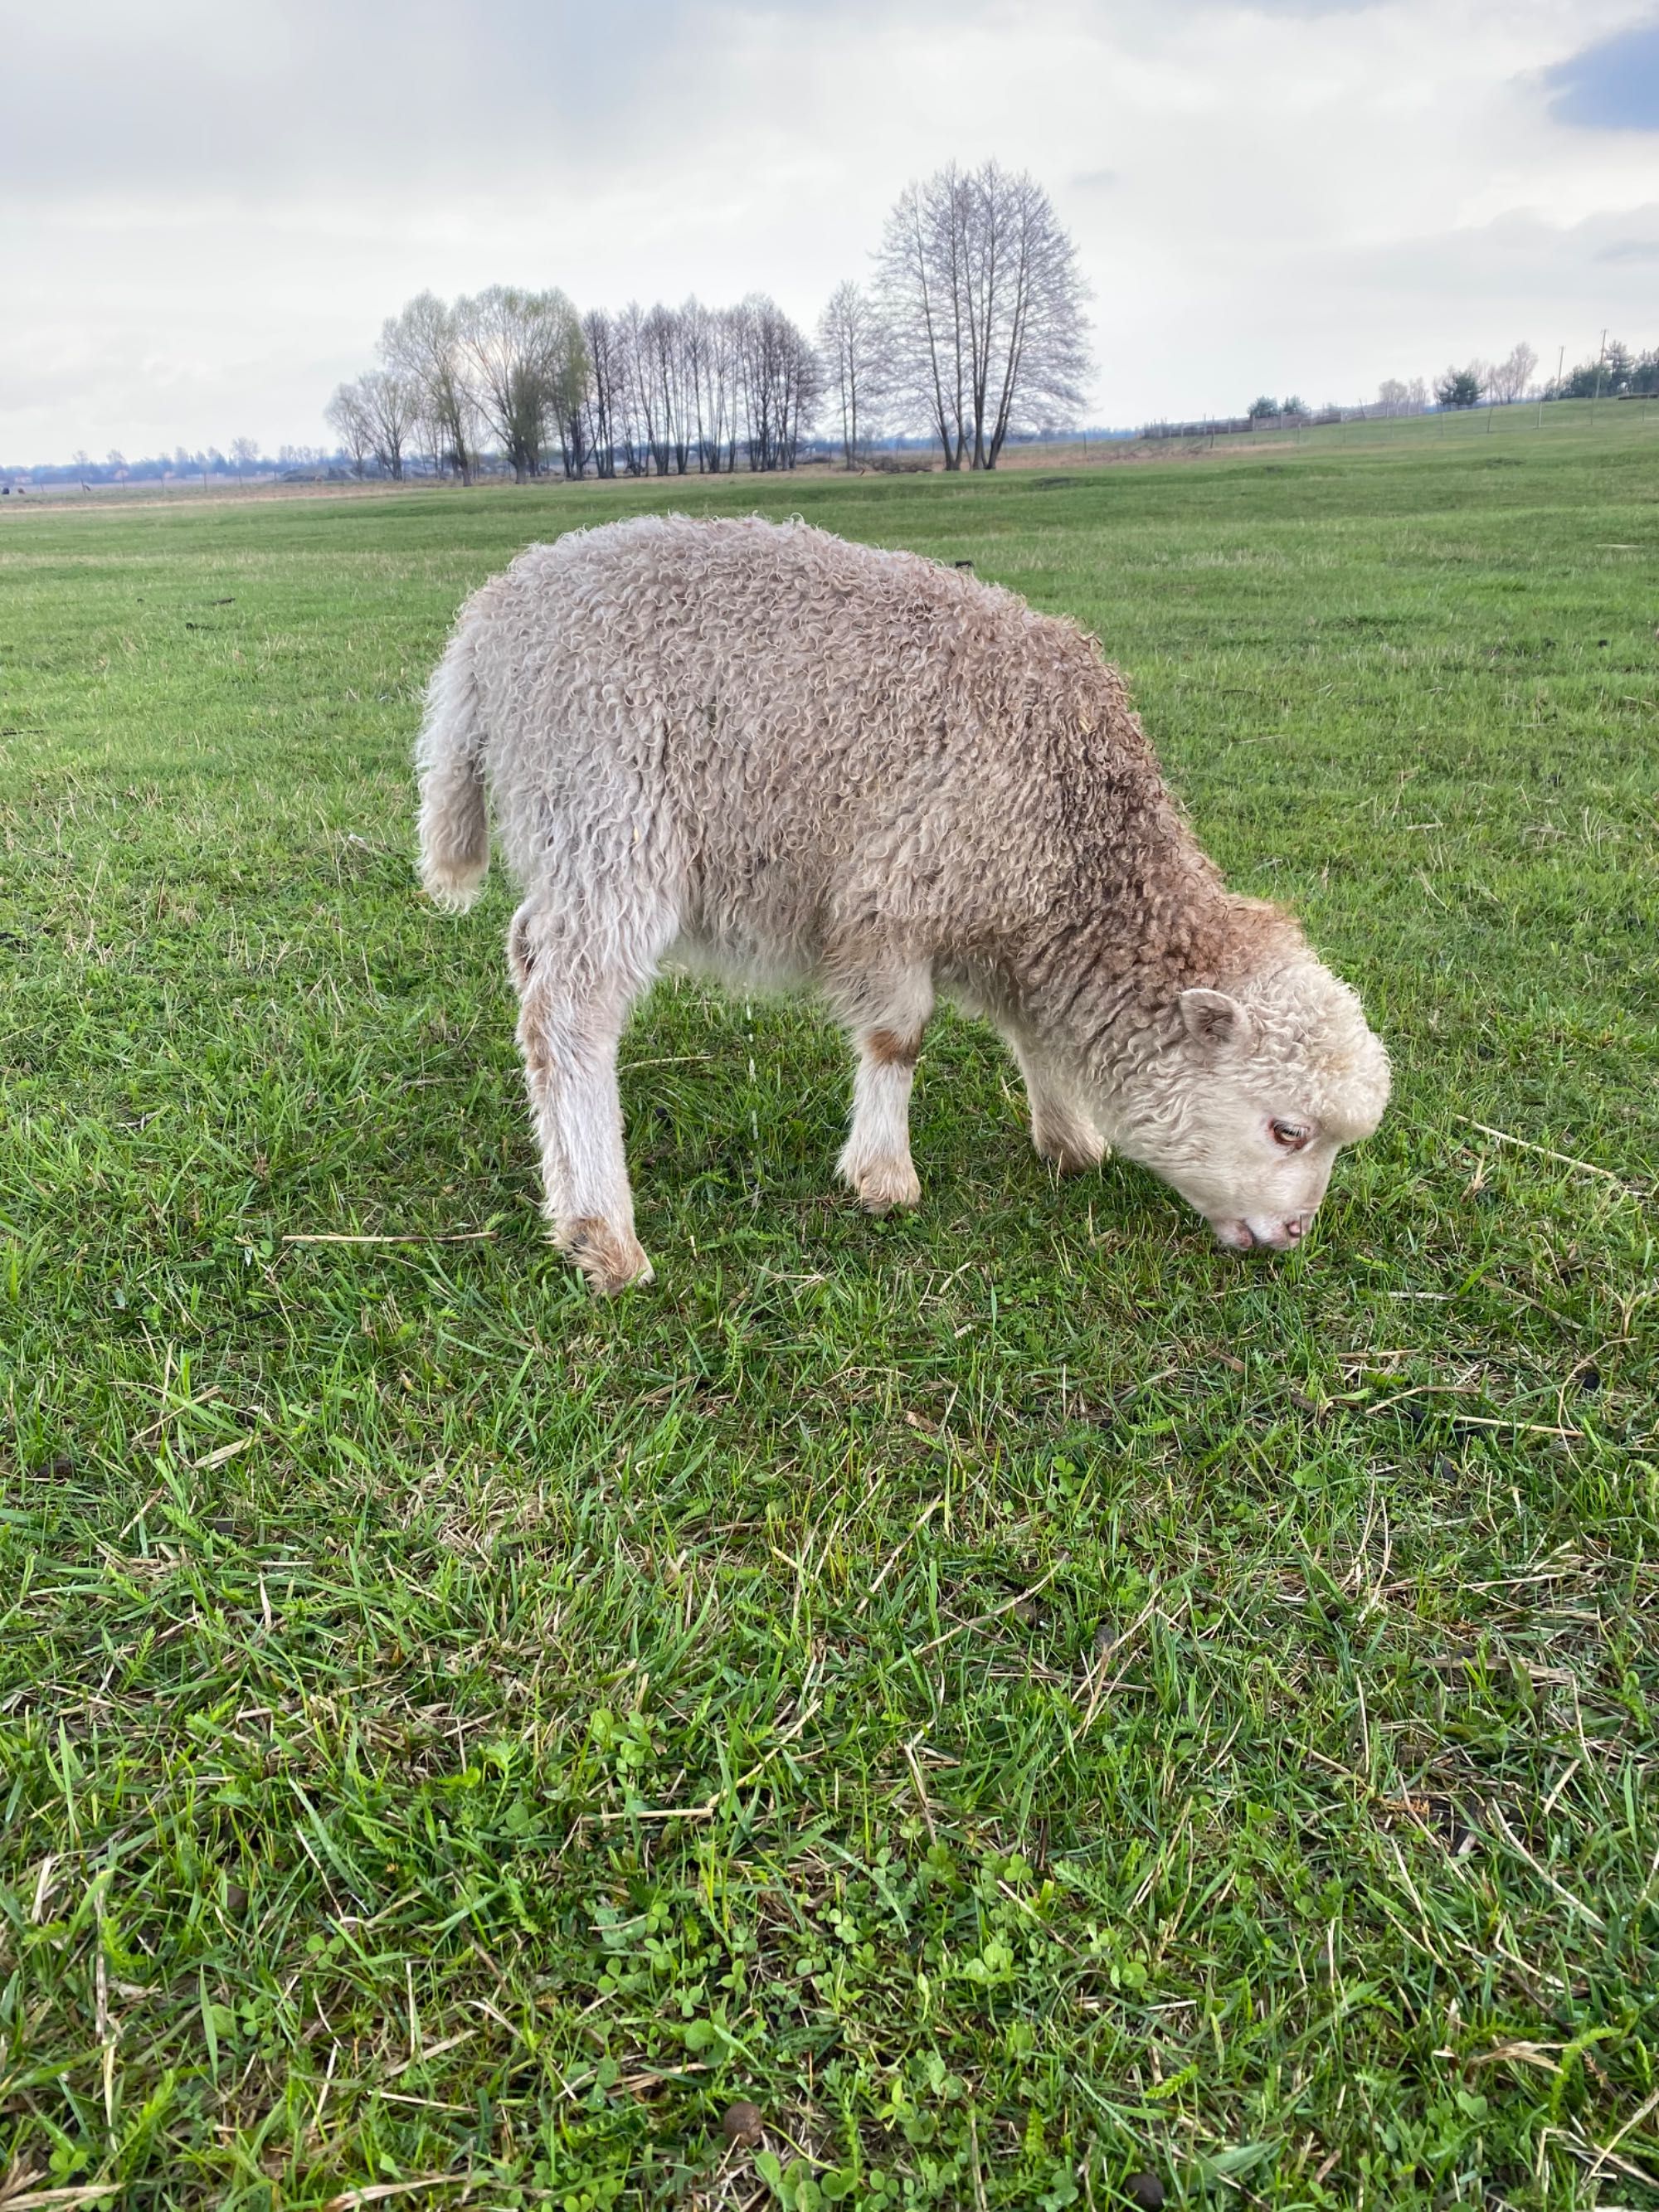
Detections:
417,513,1389,1293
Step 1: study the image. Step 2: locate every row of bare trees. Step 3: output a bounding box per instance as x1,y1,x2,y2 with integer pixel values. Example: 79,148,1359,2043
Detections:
329,288,824,484
330,289,810,484
583,296,823,478
326,162,1093,479
1431,343,1540,411
1367,344,1539,420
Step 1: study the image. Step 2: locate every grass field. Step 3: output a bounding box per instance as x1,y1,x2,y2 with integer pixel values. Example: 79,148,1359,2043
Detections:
2,403,1656,2210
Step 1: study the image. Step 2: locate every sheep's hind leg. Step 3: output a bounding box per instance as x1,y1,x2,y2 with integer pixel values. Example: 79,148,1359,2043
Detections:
1005,1030,1107,1174
834,967,934,1214
510,902,659,1296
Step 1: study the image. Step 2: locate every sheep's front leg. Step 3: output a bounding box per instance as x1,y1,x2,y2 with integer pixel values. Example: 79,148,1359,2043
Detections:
1006,1032,1107,1174
835,970,934,1213
511,909,654,1296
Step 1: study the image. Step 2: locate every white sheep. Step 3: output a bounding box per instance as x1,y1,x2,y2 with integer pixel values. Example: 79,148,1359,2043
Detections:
418,514,1389,1293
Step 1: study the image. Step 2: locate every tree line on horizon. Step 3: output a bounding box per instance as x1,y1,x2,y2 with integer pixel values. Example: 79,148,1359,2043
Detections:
324,161,1091,484
1241,341,1567,425
1355,338,1657,418
8,302,1653,487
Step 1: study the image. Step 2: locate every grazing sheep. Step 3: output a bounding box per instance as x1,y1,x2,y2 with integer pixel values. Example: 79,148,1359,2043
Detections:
417,514,1389,1294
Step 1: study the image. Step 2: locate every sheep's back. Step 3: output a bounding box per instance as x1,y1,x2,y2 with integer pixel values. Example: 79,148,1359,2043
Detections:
468,514,1160,958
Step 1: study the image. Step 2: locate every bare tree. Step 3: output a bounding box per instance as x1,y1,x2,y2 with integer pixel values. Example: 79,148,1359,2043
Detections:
705,306,745,471
580,309,628,478
1375,377,1428,416
777,310,825,468
640,302,684,474
577,304,695,477
879,172,971,468
358,367,417,479
679,300,710,472
455,286,581,482
230,435,260,479
380,293,476,483
876,160,1089,470
1487,342,1538,405
549,312,591,479
325,380,375,477
731,295,821,470
611,301,650,476
668,301,703,474
732,299,763,469
819,280,886,466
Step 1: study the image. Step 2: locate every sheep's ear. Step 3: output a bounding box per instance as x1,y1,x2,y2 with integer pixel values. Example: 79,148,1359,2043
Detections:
1179,987,1253,1054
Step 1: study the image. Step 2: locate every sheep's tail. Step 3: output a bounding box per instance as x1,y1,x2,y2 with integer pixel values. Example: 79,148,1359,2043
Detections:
415,620,489,912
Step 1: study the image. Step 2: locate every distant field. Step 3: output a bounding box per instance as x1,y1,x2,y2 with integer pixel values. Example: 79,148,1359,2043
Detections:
14,390,1655,503
1,404,1655,2209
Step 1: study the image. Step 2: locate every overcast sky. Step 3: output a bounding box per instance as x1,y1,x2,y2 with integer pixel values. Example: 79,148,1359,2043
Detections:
5,0,1657,463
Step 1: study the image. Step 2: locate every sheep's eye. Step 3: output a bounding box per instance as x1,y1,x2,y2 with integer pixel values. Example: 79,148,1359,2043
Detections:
1271,1119,1310,1150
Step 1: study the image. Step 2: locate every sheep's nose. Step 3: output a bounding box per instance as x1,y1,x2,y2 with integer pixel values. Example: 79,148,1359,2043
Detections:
1244,1217,1306,1252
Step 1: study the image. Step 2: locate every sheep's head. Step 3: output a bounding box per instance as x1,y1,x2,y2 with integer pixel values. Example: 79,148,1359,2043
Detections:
1118,960,1389,1252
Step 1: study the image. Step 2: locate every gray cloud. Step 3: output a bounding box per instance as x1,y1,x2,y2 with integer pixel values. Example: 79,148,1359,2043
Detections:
5,0,1039,201
4,2,715,198
5,0,1657,461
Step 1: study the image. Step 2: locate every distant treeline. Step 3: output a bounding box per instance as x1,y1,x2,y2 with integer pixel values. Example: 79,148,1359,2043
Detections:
2,442,315,489
1547,339,1659,398
331,291,825,486
1180,338,1659,438
320,161,1091,484
11,301,1653,486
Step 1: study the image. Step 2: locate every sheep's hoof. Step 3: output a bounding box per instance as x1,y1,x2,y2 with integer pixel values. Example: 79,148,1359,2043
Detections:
560,1217,654,1296
1033,1119,1107,1175
843,1158,922,1214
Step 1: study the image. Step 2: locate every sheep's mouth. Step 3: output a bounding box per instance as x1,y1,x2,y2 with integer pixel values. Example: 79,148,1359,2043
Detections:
1210,1218,1294,1253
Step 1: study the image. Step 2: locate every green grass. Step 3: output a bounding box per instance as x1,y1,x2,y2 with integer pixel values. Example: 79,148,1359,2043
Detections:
1,401,1656,2211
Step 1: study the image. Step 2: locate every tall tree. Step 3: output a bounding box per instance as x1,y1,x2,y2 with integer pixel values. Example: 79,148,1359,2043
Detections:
616,301,654,476
580,309,624,478
324,381,374,476
876,161,1089,470
1375,377,1428,416
732,295,821,470
455,286,581,482
358,367,417,479
679,299,717,472
1487,342,1537,405
819,280,885,466
380,294,476,482
640,302,684,474
706,307,744,472
547,313,592,479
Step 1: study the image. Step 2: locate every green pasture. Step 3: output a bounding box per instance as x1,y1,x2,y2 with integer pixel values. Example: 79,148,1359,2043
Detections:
1,403,1656,2208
